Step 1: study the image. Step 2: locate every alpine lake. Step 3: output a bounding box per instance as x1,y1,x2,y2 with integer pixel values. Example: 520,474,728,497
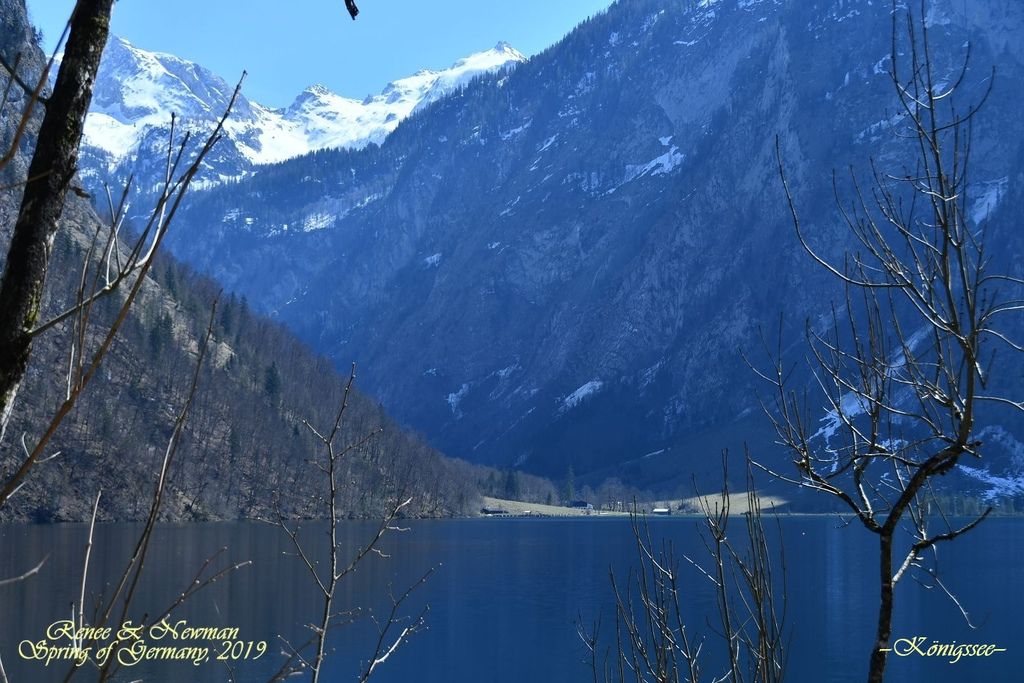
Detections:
1,515,1020,682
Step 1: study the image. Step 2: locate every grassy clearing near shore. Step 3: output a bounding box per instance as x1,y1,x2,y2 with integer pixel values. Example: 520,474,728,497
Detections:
678,492,790,516
479,496,628,517
480,493,789,518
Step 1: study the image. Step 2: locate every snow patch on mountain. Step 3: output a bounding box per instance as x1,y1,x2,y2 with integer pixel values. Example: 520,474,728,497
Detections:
642,10,665,33
811,325,932,444
970,177,1008,225
811,391,869,443
961,426,1024,501
538,134,559,152
562,380,604,411
960,465,1024,501
82,114,139,162
447,383,471,415
607,139,685,193
501,119,532,140
624,145,685,183
302,212,335,233
499,196,521,217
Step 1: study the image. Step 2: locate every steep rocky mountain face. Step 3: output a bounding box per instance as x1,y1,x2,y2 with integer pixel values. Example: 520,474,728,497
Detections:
0,0,484,521
68,36,525,206
80,0,1024,500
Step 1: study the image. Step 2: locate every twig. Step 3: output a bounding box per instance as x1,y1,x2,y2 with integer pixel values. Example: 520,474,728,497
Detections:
0,554,48,587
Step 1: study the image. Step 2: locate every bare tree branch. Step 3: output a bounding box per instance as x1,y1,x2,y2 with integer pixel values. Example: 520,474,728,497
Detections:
765,2,1018,680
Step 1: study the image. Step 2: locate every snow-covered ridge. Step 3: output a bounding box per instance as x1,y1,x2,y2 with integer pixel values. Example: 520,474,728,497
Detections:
75,36,526,168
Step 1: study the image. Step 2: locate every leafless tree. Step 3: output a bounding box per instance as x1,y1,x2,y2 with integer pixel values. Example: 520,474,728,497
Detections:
269,364,432,682
580,453,786,683
0,4,250,681
0,4,436,683
767,2,1021,681
59,297,251,683
4,5,431,677
0,0,114,446
0,0,244,512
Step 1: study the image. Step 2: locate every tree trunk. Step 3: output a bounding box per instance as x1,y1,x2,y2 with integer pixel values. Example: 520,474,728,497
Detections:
867,532,894,682
0,0,114,442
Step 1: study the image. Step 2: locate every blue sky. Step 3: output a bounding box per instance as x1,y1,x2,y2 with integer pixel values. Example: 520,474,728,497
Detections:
27,0,614,108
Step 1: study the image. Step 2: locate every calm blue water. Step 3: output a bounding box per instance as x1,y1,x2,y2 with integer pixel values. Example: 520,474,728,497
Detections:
0,517,1020,682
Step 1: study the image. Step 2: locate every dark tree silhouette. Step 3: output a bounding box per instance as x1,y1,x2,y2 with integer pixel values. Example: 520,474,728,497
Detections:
0,0,113,444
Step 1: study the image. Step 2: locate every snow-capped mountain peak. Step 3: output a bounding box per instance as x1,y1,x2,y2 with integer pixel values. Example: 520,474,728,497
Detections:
414,42,527,112
90,36,248,123
291,83,337,104
73,36,527,182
